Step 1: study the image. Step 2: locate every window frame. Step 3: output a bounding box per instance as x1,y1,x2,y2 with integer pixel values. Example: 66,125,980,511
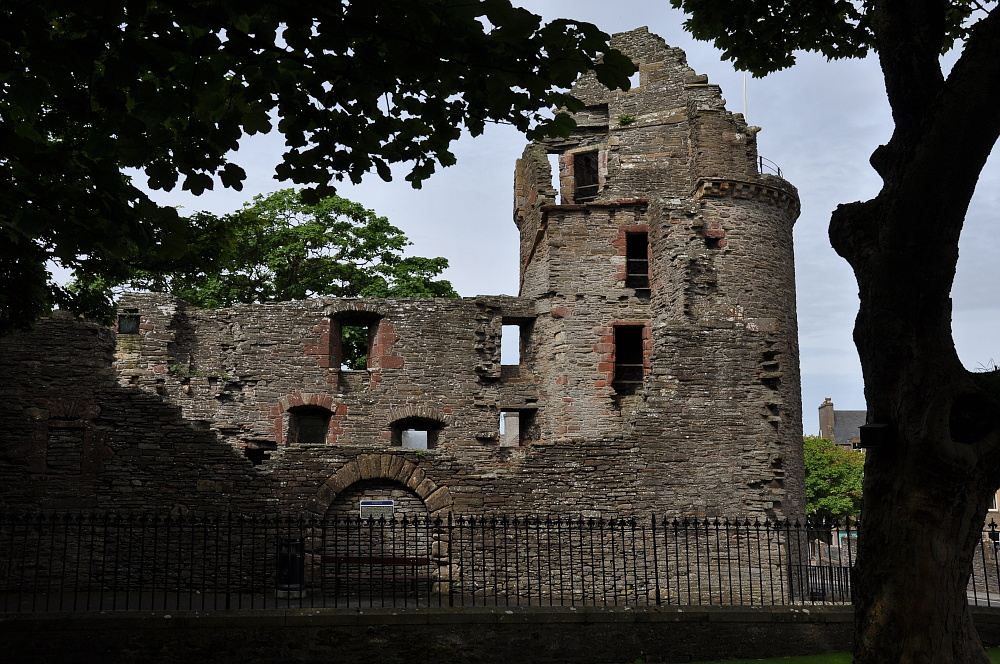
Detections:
624,232,650,289
612,324,646,395
287,405,333,445
573,151,600,203
390,417,443,450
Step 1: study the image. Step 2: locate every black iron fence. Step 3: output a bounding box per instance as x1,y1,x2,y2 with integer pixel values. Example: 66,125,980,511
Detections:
1,510,995,612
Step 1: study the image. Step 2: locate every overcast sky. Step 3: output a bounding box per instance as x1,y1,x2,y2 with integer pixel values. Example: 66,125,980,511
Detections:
136,1,1000,434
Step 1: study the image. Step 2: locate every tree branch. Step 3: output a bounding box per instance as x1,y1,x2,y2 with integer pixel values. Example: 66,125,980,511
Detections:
920,5,1000,200
870,0,946,172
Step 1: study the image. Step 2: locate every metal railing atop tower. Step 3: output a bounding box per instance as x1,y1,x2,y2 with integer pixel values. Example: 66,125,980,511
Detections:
758,156,783,178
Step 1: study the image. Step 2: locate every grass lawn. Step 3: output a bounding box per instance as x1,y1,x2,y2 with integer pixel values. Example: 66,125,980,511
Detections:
655,649,1000,664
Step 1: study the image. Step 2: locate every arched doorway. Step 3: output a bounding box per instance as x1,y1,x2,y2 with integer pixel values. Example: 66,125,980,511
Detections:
307,454,454,604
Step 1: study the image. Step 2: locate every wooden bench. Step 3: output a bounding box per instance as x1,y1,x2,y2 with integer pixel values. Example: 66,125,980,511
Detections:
324,555,431,594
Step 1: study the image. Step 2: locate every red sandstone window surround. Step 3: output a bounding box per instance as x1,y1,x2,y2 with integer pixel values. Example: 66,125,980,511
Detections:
287,405,332,445
330,312,382,370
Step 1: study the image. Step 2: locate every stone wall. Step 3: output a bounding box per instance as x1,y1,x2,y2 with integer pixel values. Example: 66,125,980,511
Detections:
0,28,804,525
13,605,1000,664
0,313,267,511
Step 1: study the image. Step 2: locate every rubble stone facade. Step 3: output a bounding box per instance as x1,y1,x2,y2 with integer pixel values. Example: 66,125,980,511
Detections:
0,29,804,522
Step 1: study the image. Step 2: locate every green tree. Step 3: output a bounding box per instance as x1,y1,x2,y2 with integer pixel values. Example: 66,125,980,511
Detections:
672,1,1000,661
0,0,633,336
76,189,457,368
803,436,864,520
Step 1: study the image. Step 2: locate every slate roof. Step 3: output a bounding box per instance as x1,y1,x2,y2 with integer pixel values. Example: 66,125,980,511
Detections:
833,410,866,447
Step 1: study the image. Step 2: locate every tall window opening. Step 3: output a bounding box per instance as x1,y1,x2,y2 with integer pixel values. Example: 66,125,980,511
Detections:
625,232,650,289
331,313,381,370
501,325,521,365
612,325,645,395
548,153,561,201
340,325,373,369
500,319,533,366
288,405,332,444
573,152,599,203
391,417,442,450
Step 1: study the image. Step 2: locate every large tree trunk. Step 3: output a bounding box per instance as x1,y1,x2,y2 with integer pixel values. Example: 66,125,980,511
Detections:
828,4,1000,661
854,454,991,662
830,129,1000,664
832,150,1000,663
834,191,1000,662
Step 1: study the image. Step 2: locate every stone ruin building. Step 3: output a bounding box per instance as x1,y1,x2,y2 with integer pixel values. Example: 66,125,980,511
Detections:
0,28,804,525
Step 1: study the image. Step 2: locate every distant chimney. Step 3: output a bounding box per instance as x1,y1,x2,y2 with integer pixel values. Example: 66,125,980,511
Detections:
818,398,835,440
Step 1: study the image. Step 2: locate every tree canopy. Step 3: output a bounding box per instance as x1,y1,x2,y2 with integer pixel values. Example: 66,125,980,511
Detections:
75,189,457,368
673,0,1000,661
0,0,633,336
670,0,985,76
78,189,458,307
803,436,864,520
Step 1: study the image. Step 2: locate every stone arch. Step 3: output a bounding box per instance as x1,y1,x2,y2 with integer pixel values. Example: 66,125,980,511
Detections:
268,391,342,444
307,453,453,516
386,405,454,450
386,404,454,429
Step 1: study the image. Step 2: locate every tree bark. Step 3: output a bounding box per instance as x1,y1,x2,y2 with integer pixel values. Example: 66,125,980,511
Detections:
830,0,1000,664
841,190,1000,661
836,167,1000,664
830,5,1000,662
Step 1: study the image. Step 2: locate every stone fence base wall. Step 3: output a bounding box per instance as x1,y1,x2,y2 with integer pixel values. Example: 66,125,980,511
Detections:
7,606,1000,663
6,606,1000,664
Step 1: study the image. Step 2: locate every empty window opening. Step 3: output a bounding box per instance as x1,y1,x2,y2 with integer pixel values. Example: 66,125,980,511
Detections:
547,153,561,201
501,318,534,367
331,313,381,371
573,152,599,203
340,325,373,370
501,325,521,365
401,430,428,450
117,309,140,334
625,232,650,289
288,406,332,444
391,417,442,450
499,411,518,447
628,71,641,90
499,409,537,447
245,440,277,466
613,326,645,395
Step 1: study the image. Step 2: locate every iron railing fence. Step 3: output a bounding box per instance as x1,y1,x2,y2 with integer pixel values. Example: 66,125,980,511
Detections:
758,155,783,178
1,510,996,613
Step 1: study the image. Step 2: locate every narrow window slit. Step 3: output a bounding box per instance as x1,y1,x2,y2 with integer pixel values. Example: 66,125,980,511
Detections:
612,325,645,395
625,232,650,289
574,152,599,203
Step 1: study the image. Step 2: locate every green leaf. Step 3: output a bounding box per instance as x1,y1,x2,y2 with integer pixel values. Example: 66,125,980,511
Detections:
220,163,247,190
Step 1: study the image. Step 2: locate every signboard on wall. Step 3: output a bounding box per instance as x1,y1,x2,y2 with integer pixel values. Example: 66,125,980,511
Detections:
359,500,394,519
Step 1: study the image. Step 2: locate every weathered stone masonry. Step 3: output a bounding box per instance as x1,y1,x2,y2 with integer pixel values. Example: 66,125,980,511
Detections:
0,28,804,522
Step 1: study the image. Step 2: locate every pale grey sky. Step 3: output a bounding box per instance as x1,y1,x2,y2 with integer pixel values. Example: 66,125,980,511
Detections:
132,2,1000,434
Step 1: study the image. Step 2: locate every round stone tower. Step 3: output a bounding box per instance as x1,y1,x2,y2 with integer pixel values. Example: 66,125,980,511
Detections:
513,27,803,519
